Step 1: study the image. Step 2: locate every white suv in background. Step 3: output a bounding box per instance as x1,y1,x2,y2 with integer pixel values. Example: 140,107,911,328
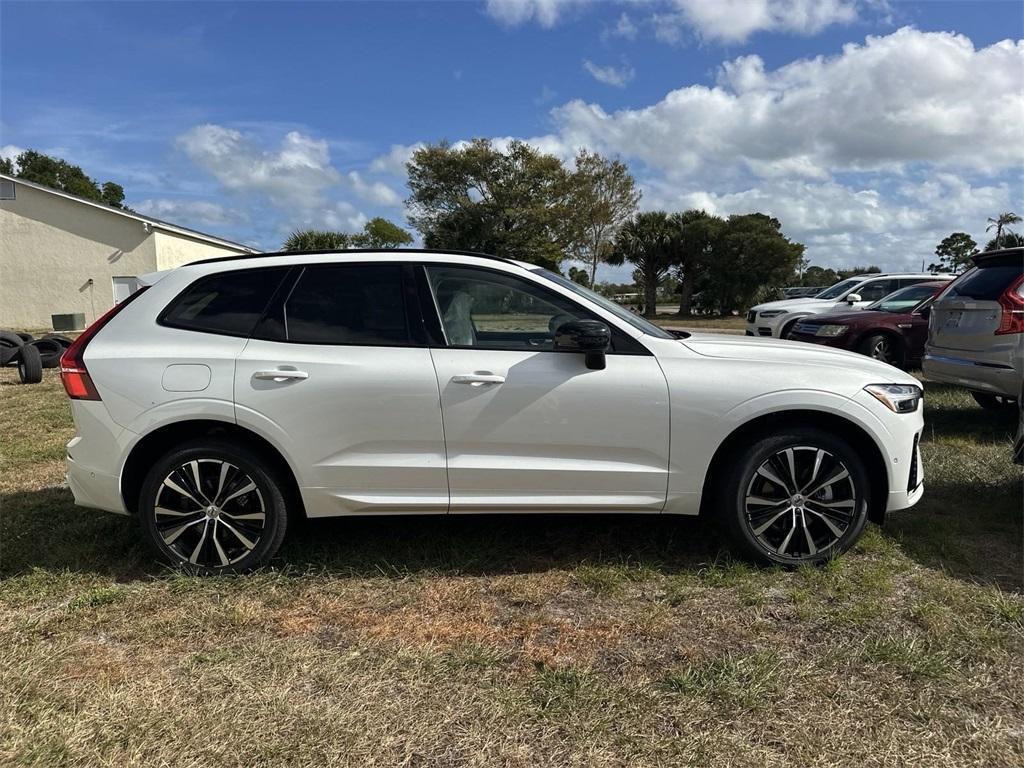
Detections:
61,250,926,572
747,273,953,339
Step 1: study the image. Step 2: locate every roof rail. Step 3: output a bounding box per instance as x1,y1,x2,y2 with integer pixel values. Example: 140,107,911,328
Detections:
189,247,517,267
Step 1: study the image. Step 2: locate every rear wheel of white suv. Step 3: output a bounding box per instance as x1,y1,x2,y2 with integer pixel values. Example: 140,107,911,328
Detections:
719,428,870,566
138,440,289,573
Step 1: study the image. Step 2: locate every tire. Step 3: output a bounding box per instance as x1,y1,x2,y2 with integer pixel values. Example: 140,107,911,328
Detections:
858,332,904,368
718,428,871,566
29,338,63,368
16,344,43,384
0,330,24,348
971,391,1018,413
779,319,800,339
0,346,18,366
138,440,289,574
15,332,34,343
42,334,74,349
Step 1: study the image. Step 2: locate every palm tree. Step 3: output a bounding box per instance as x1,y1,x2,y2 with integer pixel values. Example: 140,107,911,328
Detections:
283,229,351,251
985,212,1022,249
607,211,679,318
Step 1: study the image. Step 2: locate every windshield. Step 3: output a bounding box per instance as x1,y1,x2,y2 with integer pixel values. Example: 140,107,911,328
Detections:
815,277,864,300
867,283,941,313
531,269,675,339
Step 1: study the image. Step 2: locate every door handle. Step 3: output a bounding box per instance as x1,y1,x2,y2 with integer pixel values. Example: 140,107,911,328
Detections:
451,373,505,386
253,369,309,382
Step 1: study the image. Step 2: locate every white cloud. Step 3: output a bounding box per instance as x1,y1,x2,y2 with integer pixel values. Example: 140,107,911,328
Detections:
176,124,340,209
484,0,569,28
606,12,638,41
369,142,423,176
346,171,402,207
667,0,858,44
135,198,244,227
583,59,635,87
363,29,1023,272
485,0,860,43
550,29,1024,179
1,144,24,168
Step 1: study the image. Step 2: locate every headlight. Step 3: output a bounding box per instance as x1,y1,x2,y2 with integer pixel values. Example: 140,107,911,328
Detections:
759,310,785,318
814,324,848,337
865,384,922,413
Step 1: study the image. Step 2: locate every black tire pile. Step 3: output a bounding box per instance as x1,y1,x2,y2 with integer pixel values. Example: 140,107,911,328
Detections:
0,330,73,384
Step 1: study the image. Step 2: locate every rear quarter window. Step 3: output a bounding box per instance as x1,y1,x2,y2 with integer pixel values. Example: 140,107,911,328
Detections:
160,267,289,337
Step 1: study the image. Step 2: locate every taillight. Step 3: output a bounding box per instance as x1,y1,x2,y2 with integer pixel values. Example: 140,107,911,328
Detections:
60,286,148,400
995,274,1024,335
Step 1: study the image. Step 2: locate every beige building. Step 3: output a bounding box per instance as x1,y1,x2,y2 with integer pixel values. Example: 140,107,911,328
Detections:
0,174,259,329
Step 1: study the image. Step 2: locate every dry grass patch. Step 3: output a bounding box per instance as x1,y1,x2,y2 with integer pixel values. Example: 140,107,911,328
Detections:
1,370,1022,766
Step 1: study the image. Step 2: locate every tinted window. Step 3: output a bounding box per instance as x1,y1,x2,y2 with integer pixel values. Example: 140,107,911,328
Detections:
867,283,941,313
855,279,897,302
948,263,1023,301
161,268,288,337
816,278,862,300
282,264,410,345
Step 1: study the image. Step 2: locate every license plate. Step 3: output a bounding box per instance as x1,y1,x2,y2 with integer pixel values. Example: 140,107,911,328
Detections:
943,311,963,329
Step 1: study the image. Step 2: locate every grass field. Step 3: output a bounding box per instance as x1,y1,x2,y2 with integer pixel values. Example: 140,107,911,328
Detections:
1,366,1021,767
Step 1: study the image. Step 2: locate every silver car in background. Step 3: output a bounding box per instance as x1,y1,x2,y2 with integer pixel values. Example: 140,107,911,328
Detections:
923,247,1024,412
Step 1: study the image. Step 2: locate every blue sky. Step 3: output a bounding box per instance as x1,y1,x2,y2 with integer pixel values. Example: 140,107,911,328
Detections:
2,1,1022,279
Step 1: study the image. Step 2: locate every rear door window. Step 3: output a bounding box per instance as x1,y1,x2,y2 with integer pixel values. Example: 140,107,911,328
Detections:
160,267,289,337
273,264,411,346
855,279,897,302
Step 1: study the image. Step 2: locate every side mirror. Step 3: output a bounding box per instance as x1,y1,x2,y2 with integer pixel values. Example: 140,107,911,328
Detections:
846,293,862,304
554,320,611,370
918,306,931,320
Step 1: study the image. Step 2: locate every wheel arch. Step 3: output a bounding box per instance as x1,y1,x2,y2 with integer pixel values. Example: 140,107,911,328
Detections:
855,327,906,363
699,409,890,525
120,419,305,518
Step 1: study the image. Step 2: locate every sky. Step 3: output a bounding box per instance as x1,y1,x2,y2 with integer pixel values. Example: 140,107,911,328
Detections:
1,0,1022,281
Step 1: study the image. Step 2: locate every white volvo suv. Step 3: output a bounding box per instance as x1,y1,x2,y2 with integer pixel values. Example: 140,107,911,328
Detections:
61,250,925,572
747,273,952,339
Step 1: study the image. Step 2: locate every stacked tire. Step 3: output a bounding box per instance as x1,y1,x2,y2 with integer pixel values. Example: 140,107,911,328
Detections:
0,330,73,384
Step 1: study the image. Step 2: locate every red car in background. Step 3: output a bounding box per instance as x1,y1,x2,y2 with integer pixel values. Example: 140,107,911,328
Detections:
787,281,948,369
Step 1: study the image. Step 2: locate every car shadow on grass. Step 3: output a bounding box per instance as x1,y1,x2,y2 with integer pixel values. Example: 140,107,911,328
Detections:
0,485,733,582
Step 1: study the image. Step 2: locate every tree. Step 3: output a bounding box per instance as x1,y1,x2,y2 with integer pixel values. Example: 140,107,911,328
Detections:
0,156,13,175
6,149,127,208
350,217,413,248
101,181,126,209
567,266,591,288
406,139,576,270
986,231,1024,251
836,265,880,280
283,218,413,251
670,209,723,316
567,149,640,286
283,229,352,250
694,213,804,315
803,265,840,288
607,211,678,318
986,212,1022,249
928,232,977,274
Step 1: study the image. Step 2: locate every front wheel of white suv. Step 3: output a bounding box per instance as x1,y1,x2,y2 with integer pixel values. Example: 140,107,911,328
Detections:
138,440,289,574
719,428,871,566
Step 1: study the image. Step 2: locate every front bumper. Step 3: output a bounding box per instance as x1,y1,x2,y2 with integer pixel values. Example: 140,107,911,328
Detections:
923,353,1019,399
744,314,788,338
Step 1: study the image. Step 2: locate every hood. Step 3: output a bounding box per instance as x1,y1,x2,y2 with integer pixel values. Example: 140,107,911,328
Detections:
751,297,833,312
798,309,900,325
680,333,919,385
